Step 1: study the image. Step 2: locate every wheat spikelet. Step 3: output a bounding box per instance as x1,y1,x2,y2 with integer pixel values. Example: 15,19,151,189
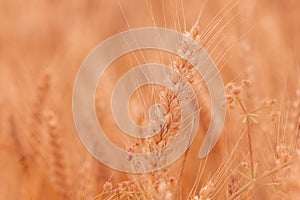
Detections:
148,90,180,151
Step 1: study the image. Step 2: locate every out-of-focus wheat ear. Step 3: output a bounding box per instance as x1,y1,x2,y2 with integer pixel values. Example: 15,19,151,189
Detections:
46,111,71,199
9,115,28,171
27,71,50,166
77,154,94,199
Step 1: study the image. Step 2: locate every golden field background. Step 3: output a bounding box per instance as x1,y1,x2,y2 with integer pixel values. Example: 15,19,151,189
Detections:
0,0,299,199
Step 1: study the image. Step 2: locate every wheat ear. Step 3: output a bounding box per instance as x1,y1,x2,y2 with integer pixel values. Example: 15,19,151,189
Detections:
46,111,70,199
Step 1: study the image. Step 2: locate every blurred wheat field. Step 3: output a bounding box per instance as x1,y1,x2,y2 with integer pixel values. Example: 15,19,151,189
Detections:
0,0,299,199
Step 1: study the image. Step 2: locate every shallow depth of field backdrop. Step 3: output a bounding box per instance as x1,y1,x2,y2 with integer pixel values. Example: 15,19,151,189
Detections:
0,0,299,199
